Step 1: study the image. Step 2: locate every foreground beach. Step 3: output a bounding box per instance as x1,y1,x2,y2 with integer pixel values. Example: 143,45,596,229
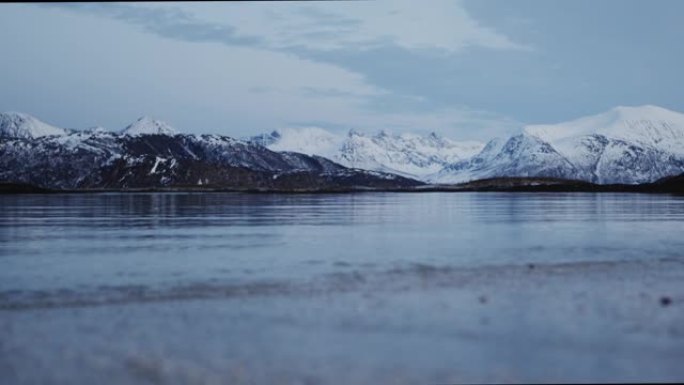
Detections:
2,256,683,384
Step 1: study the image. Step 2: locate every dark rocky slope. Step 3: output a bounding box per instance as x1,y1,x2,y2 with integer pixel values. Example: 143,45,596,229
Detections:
0,133,422,192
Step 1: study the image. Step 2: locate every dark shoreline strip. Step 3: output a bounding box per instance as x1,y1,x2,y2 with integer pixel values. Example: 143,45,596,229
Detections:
2,176,684,195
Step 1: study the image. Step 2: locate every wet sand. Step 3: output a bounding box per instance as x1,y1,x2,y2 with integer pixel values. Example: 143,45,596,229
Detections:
2,257,683,384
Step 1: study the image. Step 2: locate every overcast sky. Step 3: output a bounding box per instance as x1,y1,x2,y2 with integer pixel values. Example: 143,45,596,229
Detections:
1,1,683,140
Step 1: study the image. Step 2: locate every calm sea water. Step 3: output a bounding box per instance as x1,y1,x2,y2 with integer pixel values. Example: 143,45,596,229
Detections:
2,192,683,294
1,192,684,383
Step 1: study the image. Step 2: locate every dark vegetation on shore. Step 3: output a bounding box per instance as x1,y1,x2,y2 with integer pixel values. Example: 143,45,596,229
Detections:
418,173,684,193
2,173,683,194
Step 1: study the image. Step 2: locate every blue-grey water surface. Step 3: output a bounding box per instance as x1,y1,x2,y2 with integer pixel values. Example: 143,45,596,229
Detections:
1,192,684,384
2,192,683,293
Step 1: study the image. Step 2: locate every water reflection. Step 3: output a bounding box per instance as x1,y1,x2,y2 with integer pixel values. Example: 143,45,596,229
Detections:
1,192,684,294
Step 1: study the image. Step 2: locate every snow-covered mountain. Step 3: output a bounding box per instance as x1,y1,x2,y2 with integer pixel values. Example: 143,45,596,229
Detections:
122,116,178,136
433,105,684,184
0,113,420,191
524,105,684,154
4,106,684,189
0,112,67,138
249,127,484,179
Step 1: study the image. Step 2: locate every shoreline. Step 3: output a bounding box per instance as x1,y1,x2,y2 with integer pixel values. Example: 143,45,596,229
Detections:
2,175,683,195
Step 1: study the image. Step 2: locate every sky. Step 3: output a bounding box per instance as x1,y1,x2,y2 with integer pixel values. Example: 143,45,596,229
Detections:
1,0,683,140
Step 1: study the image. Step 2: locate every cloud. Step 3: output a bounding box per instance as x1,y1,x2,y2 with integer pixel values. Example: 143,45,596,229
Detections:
189,0,530,53
30,2,527,139
46,1,529,54
279,0,530,53
42,3,260,46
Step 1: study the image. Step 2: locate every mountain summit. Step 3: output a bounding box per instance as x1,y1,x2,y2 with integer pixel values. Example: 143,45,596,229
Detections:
433,105,684,184
122,116,178,136
0,112,66,139
524,105,684,155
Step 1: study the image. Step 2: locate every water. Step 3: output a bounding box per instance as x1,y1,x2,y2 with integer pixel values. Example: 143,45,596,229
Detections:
2,192,683,294
1,192,684,383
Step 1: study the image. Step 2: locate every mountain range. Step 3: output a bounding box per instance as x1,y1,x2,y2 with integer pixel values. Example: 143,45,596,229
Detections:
2,105,684,191
0,113,419,191
249,128,483,179
434,105,684,184
251,105,684,185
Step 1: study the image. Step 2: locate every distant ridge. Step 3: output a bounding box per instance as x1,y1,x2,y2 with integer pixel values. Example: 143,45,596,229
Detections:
432,105,684,185
3,105,684,189
0,112,421,192
248,127,484,179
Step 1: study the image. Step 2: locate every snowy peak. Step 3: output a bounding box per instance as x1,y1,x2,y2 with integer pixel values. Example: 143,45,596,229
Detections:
524,105,684,153
433,105,684,184
0,112,66,139
122,116,177,136
253,126,484,179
